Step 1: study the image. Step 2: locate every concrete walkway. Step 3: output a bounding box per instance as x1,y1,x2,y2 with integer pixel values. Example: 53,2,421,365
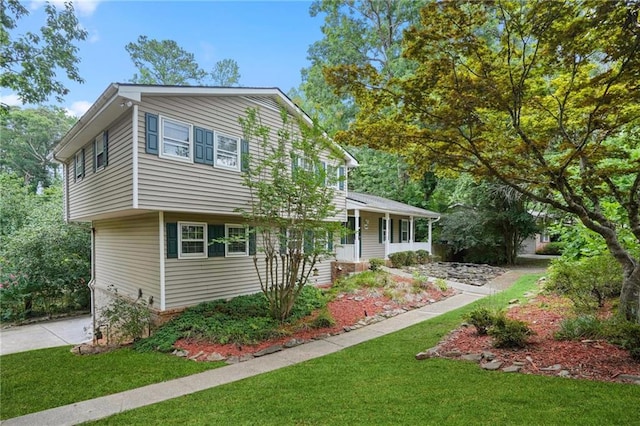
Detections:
0,316,92,356
1,267,546,426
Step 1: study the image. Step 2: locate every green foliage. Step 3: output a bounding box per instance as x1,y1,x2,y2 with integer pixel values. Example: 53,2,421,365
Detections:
1,0,87,107
388,251,407,268
135,286,327,352
536,242,564,256
330,270,389,295
0,182,90,321
463,307,502,335
238,107,342,321
604,317,640,361
368,258,385,271
415,250,430,264
309,308,336,329
488,316,535,349
434,278,448,292
554,316,604,341
0,106,75,191
546,254,623,314
210,58,241,86
99,286,152,344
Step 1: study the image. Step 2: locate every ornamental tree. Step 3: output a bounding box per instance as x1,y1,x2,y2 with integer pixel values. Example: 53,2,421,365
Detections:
238,107,344,321
327,0,640,321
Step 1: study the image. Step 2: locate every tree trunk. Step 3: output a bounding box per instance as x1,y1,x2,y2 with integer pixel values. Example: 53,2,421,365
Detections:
620,264,640,323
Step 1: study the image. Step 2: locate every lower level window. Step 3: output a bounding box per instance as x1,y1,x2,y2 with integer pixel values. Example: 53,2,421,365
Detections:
226,225,248,256
400,220,409,243
179,222,206,258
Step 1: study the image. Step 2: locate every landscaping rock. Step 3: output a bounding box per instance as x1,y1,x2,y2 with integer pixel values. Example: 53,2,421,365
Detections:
226,354,254,364
481,360,504,370
502,365,521,373
189,350,205,360
407,262,506,286
558,370,571,378
206,352,226,362
415,347,440,360
481,351,496,360
617,374,640,384
172,349,189,358
540,364,562,371
461,353,483,362
283,338,306,348
253,345,283,357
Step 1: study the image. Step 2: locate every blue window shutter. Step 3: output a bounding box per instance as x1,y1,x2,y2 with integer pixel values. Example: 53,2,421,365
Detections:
340,223,347,245
248,227,256,255
241,139,250,171
73,155,77,182
208,224,225,257
166,223,178,258
145,113,159,155
304,230,314,253
81,149,85,178
328,231,333,251
194,127,205,164
204,130,214,165
338,166,345,191
378,218,383,243
103,131,109,167
92,140,97,173
390,219,394,243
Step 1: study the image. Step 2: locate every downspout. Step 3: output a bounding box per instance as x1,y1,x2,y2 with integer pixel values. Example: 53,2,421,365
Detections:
89,226,97,344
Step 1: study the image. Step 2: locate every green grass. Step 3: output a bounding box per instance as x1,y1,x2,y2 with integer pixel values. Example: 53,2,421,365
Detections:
0,346,224,420
90,274,639,425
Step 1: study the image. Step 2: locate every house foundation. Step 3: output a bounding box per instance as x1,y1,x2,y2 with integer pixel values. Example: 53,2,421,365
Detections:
331,261,371,282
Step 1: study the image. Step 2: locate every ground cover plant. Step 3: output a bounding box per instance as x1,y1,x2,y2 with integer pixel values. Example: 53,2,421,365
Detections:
89,275,640,425
0,347,223,420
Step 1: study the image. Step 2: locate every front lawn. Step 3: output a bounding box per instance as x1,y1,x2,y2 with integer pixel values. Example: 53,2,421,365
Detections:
0,346,224,420
91,275,640,425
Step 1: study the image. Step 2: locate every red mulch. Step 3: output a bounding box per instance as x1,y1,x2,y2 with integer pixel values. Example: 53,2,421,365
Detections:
436,293,640,383
176,277,457,360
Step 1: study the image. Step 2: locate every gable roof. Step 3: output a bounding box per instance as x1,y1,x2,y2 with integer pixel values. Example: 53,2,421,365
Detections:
53,83,359,167
347,192,440,219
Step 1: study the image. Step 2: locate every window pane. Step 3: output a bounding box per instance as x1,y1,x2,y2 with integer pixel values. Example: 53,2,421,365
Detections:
164,121,189,141
217,135,237,152
227,227,246,254
216,153,237,168
182,241,204,254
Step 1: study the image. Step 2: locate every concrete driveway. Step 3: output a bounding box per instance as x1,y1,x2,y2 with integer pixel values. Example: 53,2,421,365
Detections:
0,315,92,356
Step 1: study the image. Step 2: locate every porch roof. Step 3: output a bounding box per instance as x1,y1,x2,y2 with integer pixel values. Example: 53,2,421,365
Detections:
346,192,440,219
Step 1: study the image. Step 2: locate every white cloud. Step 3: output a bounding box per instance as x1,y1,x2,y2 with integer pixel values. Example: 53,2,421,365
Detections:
0,93,23,107
66,100,92,117
29,0,101,16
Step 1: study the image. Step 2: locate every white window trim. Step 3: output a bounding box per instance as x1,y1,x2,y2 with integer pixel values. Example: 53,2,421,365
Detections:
400,219,409,243
225,224,248,256
214,132,240,171
159,116,193,163
74,150,84,180
178,221,207,259
94,133,105,172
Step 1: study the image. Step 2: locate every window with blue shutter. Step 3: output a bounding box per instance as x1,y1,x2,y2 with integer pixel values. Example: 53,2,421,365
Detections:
145,113,159,155
241,139,250,172
208,224,225,257
328,231,333,251
338,166,345,191
166,222,178,258
194,127,214,165
378,217,383,244
93,131,108,172
390,219,394,243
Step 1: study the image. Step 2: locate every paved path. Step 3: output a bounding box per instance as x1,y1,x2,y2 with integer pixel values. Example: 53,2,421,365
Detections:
1,265,547,426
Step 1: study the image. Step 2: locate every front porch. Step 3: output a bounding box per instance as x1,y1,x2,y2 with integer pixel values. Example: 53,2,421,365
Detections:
334,192,440,263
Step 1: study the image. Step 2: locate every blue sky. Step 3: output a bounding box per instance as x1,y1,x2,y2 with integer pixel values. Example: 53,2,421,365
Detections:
2,0,324,116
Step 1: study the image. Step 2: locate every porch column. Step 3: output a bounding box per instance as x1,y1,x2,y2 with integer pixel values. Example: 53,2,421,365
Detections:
409,215,414,251
428,218,433,254
354,209,361,262
385,212,390,259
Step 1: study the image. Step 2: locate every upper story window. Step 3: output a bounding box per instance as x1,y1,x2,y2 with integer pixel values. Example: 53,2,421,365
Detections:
94,132,108,171
161,117,192,161
226,225,248,256
215,133,239,170
178,222,207,259
74,149,85,181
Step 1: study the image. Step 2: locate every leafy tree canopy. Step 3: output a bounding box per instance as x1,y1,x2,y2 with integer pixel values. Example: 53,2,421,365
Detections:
327,0,640,321
210,58,241,87
0,106,76,191
0,0,87,109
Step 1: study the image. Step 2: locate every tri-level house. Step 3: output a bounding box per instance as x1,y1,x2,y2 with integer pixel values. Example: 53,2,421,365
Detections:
53,83,439,319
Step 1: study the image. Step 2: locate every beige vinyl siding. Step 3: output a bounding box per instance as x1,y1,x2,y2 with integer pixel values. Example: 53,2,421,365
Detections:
163,212,332,309
360,211,385,260
67,113,133,220
94,213,160,304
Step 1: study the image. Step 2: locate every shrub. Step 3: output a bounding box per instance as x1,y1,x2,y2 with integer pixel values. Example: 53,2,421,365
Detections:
488,316,535,348
310,308,336,328
546,254,623,314
369,258,385,271
603,317,640,361
554,315,604,341
415,250,430,264
464,307,500,335
434,278,448,292
536,242,564,255
388,251,408,268
99,286,152,344
404,251,416,266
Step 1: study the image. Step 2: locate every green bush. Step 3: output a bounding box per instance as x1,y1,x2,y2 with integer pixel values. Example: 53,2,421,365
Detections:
488,315,534,348
368,258,385,271
134,286,327,352
464,307,501,335
388,251,408,268
546,254,623,314
415,250,430,264
603,317,640,361
99,286,152,344
310,308,336,328
404,251,416,266
536,242,564,255
554,315,604,341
